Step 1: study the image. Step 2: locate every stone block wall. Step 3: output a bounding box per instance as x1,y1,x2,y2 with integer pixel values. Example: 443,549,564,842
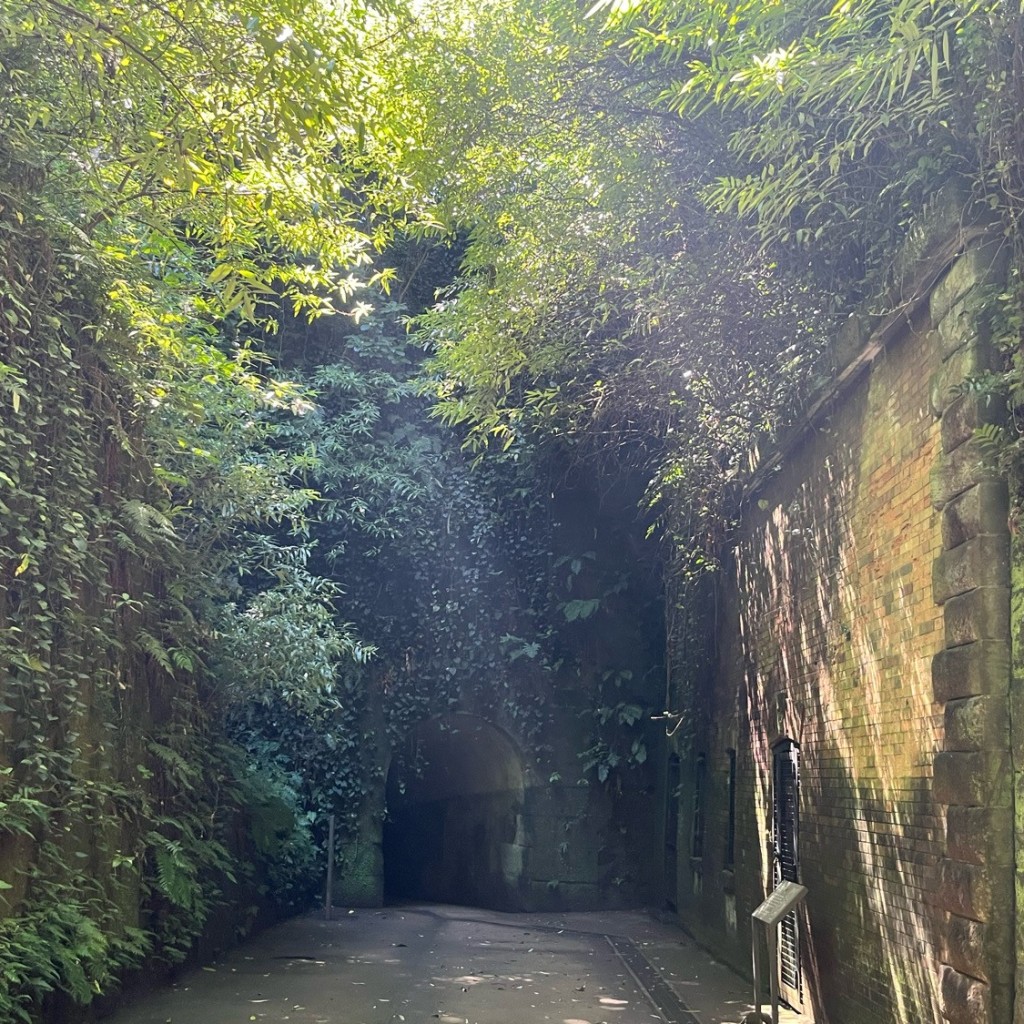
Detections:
671,232,1014,1024
928,239,1013,1024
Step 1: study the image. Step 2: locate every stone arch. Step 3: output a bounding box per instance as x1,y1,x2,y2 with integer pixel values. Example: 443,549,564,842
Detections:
383,713,526,910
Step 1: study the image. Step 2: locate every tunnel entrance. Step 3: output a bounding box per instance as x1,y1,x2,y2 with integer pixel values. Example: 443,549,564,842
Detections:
383,714,526,911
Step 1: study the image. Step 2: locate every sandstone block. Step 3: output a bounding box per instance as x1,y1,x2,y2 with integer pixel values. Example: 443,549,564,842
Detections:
933,641,1010,702
942,913,1013,984
933,536,1010,605
941,964,991,1024
930,238,1010,324
944,696,1009,754
932,442,1002,510
946,806,1013,865
934,751,991,807
1011,694,1024,765
942,483,1010,549
1016,873,1024,947
944,588,1010,647
1015,966,1024,1024
931,344,995,417
526,834,598,879
989,980,1013,1024
499,841,525,881
936,859,994,921
333,839,384,908
937,292,990,361
942,393,1005,455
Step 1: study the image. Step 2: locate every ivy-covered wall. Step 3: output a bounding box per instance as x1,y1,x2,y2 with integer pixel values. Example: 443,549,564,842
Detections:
668,220,1014,1024
0,218,268,1024
329,477,666,913
0,153,317,1024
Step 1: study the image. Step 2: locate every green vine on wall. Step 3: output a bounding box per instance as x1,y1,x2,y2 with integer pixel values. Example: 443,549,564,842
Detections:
0,107,353,1024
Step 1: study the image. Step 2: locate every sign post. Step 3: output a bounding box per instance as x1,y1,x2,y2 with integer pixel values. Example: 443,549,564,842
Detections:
324,813,336,921
745,880,807,1024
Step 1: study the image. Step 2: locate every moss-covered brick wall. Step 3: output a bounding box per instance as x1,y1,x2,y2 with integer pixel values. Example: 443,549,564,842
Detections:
671,225,1013,1024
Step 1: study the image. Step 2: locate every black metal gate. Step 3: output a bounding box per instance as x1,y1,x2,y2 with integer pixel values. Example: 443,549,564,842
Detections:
772,739,801,1002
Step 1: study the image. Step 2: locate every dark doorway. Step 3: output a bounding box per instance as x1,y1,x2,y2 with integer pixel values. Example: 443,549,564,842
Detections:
384,714,525,910
772,738,801,1007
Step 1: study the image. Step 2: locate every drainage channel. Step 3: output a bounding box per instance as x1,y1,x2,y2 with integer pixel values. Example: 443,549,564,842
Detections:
605,935,702,1024
408,909,707,1024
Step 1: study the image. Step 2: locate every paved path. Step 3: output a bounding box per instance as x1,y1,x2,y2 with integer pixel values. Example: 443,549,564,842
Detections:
104,905,810,1024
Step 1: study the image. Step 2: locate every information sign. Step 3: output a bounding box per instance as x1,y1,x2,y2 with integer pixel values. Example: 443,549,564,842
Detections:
752,880,807,926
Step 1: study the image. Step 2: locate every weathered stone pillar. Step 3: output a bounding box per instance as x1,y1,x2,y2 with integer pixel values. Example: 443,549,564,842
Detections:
929,237,1014,1024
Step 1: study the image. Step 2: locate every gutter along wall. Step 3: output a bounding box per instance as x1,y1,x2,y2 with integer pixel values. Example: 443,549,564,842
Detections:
668,215,1014,1024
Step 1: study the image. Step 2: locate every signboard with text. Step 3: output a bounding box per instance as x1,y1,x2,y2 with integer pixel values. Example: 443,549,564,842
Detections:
752,881,807,926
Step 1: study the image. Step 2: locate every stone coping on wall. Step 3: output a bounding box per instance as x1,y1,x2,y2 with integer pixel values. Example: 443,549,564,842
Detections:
745,186,1002,502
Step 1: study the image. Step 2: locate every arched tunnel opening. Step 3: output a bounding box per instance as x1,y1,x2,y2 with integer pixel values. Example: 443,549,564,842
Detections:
383,714,526,911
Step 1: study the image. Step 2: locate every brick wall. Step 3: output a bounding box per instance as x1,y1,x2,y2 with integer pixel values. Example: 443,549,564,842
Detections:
670,231,1013,1024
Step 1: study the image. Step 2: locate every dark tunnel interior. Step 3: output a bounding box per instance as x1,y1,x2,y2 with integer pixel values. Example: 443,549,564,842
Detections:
383,715,526,911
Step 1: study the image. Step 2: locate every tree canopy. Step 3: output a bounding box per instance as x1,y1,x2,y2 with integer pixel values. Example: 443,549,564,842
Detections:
1,0,1022,1016
376,0,1021,561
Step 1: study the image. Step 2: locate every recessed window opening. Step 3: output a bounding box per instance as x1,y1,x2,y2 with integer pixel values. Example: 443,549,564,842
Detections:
772,738,801,999
666,754,681,850
725,748,737,868
690,753,706,859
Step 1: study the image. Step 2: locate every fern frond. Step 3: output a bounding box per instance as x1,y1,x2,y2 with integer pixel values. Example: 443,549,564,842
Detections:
137,630,173,673
153,843,197,911
146,741,196,783
120,499,178,540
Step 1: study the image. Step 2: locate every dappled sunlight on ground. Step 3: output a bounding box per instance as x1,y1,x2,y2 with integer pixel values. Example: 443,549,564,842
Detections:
101,904,779,1024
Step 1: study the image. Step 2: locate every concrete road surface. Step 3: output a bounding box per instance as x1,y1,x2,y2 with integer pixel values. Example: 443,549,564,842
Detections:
103,904,811,1024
